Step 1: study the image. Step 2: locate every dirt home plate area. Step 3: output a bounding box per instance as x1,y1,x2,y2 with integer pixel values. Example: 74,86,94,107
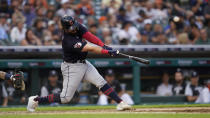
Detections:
1,107,210,115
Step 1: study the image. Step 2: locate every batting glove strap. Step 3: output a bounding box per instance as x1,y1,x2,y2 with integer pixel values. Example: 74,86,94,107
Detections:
103,45,113,50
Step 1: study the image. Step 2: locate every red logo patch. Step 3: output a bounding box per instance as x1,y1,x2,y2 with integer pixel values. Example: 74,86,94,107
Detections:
74,42,82,48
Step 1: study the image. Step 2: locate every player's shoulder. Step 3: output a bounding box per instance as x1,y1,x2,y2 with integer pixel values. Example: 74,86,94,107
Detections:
78,23,87,30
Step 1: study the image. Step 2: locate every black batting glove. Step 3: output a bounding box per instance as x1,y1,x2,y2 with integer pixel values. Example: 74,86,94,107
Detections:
103,45,112,50
108,50,119,56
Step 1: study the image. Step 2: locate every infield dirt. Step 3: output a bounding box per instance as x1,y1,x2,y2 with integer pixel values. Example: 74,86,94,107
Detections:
0,107,210,115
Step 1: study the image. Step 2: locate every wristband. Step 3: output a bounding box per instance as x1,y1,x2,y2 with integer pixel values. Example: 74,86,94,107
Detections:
101,49,109,54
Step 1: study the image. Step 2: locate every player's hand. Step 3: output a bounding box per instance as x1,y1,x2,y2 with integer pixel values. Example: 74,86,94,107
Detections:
10,71,25,91
103,45,112,50
108,50,119,56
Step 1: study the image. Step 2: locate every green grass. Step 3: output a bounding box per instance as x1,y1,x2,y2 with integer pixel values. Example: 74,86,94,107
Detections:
1,104,210,118
1,104,210,112
1,114,210,118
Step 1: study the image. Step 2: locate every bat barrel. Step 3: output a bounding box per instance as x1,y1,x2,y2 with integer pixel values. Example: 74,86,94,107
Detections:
118,53,150,65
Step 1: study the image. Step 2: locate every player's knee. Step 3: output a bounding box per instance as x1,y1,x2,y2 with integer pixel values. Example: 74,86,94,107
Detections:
97,79,107,89
61,96,72,104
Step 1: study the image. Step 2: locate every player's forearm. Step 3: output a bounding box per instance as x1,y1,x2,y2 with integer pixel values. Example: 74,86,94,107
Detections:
2,98,8,107
187,96,197,102
0,71,12,80
82,32,104,47
82,44,109,54
89,46,107,54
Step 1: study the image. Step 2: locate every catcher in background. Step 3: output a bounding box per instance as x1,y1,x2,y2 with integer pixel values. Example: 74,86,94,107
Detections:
0,71,25,105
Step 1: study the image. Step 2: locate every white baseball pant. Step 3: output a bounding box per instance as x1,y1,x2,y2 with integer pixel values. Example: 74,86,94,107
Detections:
60,60,107,103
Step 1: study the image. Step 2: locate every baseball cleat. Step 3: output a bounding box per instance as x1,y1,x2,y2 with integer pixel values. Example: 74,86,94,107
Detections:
116,101,131,111
27,95,39,112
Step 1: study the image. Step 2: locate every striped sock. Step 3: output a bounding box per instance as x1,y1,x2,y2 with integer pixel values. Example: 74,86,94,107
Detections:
34,94,61,104
100,84,122,103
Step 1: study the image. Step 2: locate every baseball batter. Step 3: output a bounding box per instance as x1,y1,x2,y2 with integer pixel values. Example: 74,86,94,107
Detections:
27,15,131,112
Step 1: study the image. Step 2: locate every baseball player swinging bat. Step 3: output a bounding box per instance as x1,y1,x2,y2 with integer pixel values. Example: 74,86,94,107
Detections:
27,15,131,112
118,53,150,65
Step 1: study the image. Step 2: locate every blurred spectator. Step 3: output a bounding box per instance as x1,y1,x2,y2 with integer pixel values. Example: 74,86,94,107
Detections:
103,0,119,15
165,17,179,44
101,0,122,11
10,19,26,43
140,19,153,44
152,23,167,44
152,0,168,21
43,20,60,45
5,80,26,104
46,10,55,21
0,0,210,46
0,14,9,44
125,2,139,22
32,18,45,40
136,10,150,29
156,72,173,96
204,0,210,22
142,1,155,19
195,79,210,103
77,0,94,16
0,0,10,15
185,71,203,102
189,0,207,17
12,8,26,27
87,16,95,28
118,21,141,44
29,0,48,9
101,28,113,45
21,29,42,46
22,3,36,27
41,70,79,105
0,13,10,33
172,69,186,95
188,24,200,44
196,28,210,44
97,69,134,105
89,24,98,35
0,81,8,107
116,7,128,23
41,70,62,102
56,0,75,17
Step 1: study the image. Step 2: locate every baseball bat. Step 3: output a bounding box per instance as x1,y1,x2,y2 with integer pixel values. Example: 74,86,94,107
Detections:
118,52,150,65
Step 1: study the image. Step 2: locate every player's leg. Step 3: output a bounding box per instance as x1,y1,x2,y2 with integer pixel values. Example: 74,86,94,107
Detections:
59,62,88,104
83,61,131,110
27,62,87,112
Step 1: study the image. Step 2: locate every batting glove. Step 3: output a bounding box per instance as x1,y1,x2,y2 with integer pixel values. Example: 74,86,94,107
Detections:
108,50,119,56
103,45,112,50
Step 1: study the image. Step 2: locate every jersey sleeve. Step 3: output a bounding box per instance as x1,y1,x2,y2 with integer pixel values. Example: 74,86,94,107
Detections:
78,23,88,36
41,86,49,97
185,84,193,96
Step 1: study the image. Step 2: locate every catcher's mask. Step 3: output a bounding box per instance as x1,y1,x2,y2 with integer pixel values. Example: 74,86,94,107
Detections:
61,15,79,34
13,71,24,89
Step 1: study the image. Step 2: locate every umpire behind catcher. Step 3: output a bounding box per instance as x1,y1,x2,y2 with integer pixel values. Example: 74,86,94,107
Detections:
27,15,131,112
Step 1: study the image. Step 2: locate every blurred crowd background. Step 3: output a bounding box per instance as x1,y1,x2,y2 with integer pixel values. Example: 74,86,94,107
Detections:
0,0,210,46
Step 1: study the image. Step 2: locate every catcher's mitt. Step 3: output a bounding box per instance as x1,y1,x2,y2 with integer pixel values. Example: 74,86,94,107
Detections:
11,71,25,91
